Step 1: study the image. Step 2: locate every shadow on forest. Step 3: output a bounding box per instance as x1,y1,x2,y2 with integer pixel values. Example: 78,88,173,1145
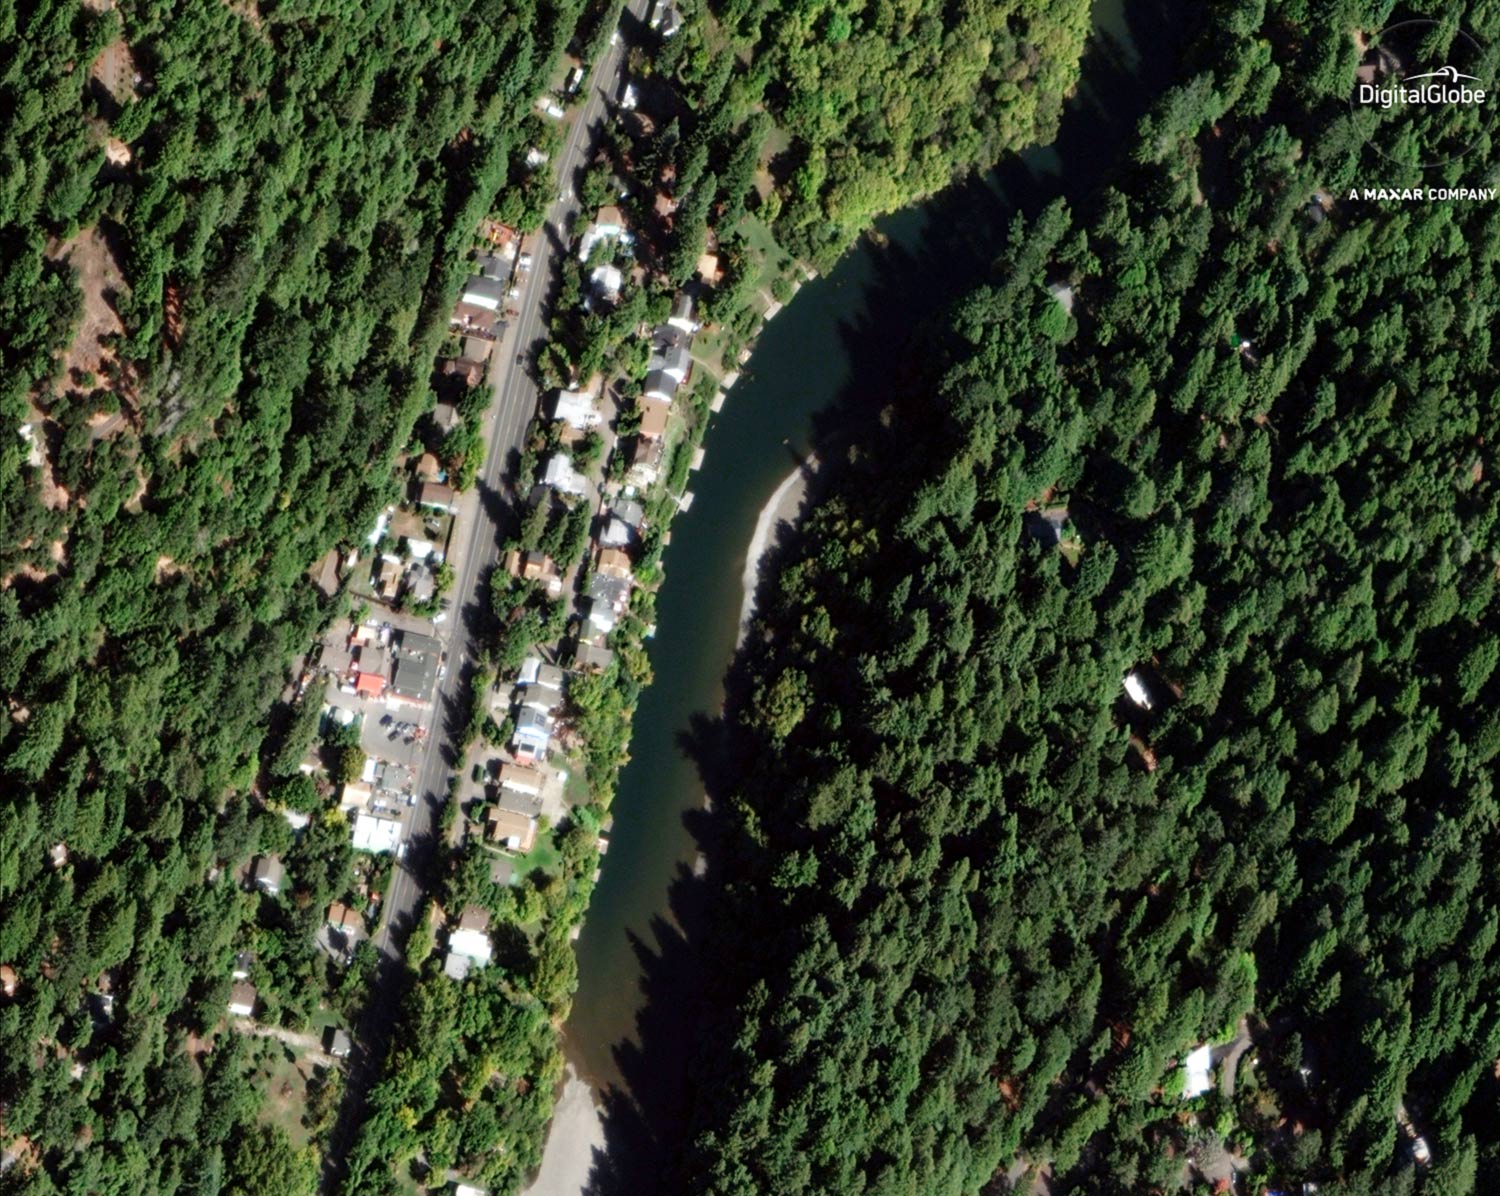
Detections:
561,2,1188,1193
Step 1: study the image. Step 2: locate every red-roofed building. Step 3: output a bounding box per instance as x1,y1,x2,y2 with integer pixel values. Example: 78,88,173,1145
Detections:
355,672,385,698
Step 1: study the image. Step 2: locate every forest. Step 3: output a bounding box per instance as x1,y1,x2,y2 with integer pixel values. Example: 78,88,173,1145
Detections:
0,0,583,1190
636,0,1091,270
678,2,1500,1195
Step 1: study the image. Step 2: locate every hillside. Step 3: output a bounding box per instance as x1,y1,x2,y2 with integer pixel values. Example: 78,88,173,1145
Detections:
680,4,1500,1194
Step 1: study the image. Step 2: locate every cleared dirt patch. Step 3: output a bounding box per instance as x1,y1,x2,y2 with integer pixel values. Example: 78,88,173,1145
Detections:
50,226,128,397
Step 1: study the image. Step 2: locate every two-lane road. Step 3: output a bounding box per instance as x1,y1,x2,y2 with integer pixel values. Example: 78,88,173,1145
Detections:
373,0,648,958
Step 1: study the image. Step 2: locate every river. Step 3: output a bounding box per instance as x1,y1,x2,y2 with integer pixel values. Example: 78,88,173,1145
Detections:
528,1,1183,1193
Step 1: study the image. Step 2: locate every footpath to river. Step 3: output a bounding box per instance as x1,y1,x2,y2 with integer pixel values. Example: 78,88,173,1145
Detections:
522,0,1178,1191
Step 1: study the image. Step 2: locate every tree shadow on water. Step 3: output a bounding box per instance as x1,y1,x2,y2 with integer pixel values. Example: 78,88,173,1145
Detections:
569,3,1191,1191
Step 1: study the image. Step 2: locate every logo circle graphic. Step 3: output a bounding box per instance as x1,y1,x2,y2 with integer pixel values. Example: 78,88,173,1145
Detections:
1350,20,1493,168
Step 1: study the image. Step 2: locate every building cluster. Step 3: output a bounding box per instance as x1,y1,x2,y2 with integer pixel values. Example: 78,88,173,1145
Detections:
324,623,443,709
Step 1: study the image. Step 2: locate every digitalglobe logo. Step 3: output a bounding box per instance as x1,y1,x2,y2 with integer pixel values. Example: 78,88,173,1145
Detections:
1350,19,1494,167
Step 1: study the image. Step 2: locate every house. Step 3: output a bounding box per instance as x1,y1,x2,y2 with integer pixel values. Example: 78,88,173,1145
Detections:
443,358,486,388
600,517,633,548
627,437,664,487
589,264,623,303
648,338,692,384
453,1181,489,1196
432,400,462,433
643,370,679,405
574,642,615,672
589,572,631,612
498,762,545,796
405,537,438,562
444,952,474,981
339,781,375,812
541,453,588,497
450,302,499,336
1123,671,1154,711
327,902,364,936
0,965,18,998
667,292,697,334
613,498,645,529
405,565,436,604
227,982,257,1018
374,555,403,601
512,707,551,760
462,335,494,363
637,396,670,440
587,598,617,635
351,812,403,854
519,685,560,715
649,0,681,36
488,807,539,853
326,1027,353,1059
1180,1044,1213,1099
578,205,630,262
551,389,600,429
252,856,285,896
232,951,253,981
597,547,632,579
416,452,444,483
460,275,506,311
654,191,679,221
418,482,457,513
448,914,493,967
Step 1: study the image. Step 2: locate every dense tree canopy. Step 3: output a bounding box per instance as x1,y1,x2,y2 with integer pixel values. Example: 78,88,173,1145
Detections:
680,3,1500,1194
0,0,581,1189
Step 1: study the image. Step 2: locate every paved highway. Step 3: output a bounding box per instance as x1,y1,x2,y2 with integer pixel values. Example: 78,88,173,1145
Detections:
374,6,644,956
324,14,646,1184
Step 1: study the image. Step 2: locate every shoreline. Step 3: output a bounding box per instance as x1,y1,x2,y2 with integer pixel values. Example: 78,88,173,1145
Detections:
521,1062,606,1196
738,453,817,646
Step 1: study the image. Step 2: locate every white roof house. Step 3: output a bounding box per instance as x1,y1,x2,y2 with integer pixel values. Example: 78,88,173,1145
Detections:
551,389,601,429
227,982,257,1018
1123,671,1154,710
449,927,493,967
1181,1045,1213,1099
351,813,403,854
666,293,697,334
542,454,588,496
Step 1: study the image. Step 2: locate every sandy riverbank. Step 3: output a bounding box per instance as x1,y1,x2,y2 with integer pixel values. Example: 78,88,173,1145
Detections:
738,454,817,646
521,1063,606,1196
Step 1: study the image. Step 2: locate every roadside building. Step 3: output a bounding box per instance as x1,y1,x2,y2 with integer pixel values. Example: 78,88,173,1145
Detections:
326,902,364,937
351,812,403,854
578,205,630,262
417,482,457,513
391,630,441,705
589,264,623,304
460,275,505,312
